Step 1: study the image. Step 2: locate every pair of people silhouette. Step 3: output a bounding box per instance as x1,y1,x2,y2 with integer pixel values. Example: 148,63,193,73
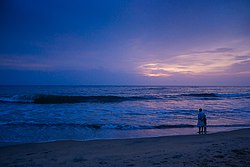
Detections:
197,108,207,134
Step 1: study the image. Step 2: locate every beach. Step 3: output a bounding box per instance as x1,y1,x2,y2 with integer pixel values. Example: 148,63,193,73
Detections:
1,128,250,167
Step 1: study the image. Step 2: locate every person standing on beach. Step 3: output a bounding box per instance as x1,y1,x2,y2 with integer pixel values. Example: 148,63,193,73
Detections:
197,108,206,134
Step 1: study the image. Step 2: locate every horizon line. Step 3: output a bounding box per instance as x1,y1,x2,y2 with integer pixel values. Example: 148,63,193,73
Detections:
0,84,249,87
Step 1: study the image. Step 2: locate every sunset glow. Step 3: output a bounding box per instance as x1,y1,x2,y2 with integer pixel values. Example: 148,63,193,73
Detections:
139,47,250,77
0,0,250,85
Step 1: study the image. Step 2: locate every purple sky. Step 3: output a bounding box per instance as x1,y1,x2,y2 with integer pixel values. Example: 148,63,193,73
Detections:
0,0,250,85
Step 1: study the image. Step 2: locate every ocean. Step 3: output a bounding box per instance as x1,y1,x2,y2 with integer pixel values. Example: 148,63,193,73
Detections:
0,86,250,143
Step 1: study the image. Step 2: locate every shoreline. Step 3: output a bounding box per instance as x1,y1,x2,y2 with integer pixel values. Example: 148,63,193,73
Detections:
1,128,250,166
1,126,249,146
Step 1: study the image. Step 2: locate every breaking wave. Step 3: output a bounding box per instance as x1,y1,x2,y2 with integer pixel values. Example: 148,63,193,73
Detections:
1,122,195,130
180,93,250,99
2,122,250,130
181,93,218,97
0,92,249,104
0,94,157,104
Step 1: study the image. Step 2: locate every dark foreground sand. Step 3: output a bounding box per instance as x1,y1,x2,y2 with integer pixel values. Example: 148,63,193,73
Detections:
1,129,250,167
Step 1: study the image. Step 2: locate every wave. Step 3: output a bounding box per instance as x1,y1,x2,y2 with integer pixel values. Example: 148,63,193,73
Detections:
181,93,250,98
181,93,218,97
180,93,250,100
34,95,132,104
0,92,249,104
3,122,250,130
0,95,156,104
0,96,34,103
217,93,250,98
1,122,195,130
0,122,250,130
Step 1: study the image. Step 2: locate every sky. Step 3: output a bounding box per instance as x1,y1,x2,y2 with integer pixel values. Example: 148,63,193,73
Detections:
0,0,250,86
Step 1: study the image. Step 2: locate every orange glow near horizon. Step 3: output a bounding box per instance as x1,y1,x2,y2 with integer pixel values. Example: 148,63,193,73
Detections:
139,48,250,77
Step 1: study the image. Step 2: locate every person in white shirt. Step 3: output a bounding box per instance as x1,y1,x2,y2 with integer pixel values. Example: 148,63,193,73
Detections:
197,108,206,134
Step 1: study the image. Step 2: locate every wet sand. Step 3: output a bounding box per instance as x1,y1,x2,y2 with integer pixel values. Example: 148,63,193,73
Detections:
1,128,250,167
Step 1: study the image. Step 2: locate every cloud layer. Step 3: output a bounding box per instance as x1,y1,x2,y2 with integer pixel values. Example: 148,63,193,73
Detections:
139,47,250,77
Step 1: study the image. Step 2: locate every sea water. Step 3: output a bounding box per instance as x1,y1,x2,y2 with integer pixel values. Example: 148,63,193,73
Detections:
0,86,250,142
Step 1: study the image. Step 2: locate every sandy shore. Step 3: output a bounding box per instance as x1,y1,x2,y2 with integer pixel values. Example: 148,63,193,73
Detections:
1,129,250,167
